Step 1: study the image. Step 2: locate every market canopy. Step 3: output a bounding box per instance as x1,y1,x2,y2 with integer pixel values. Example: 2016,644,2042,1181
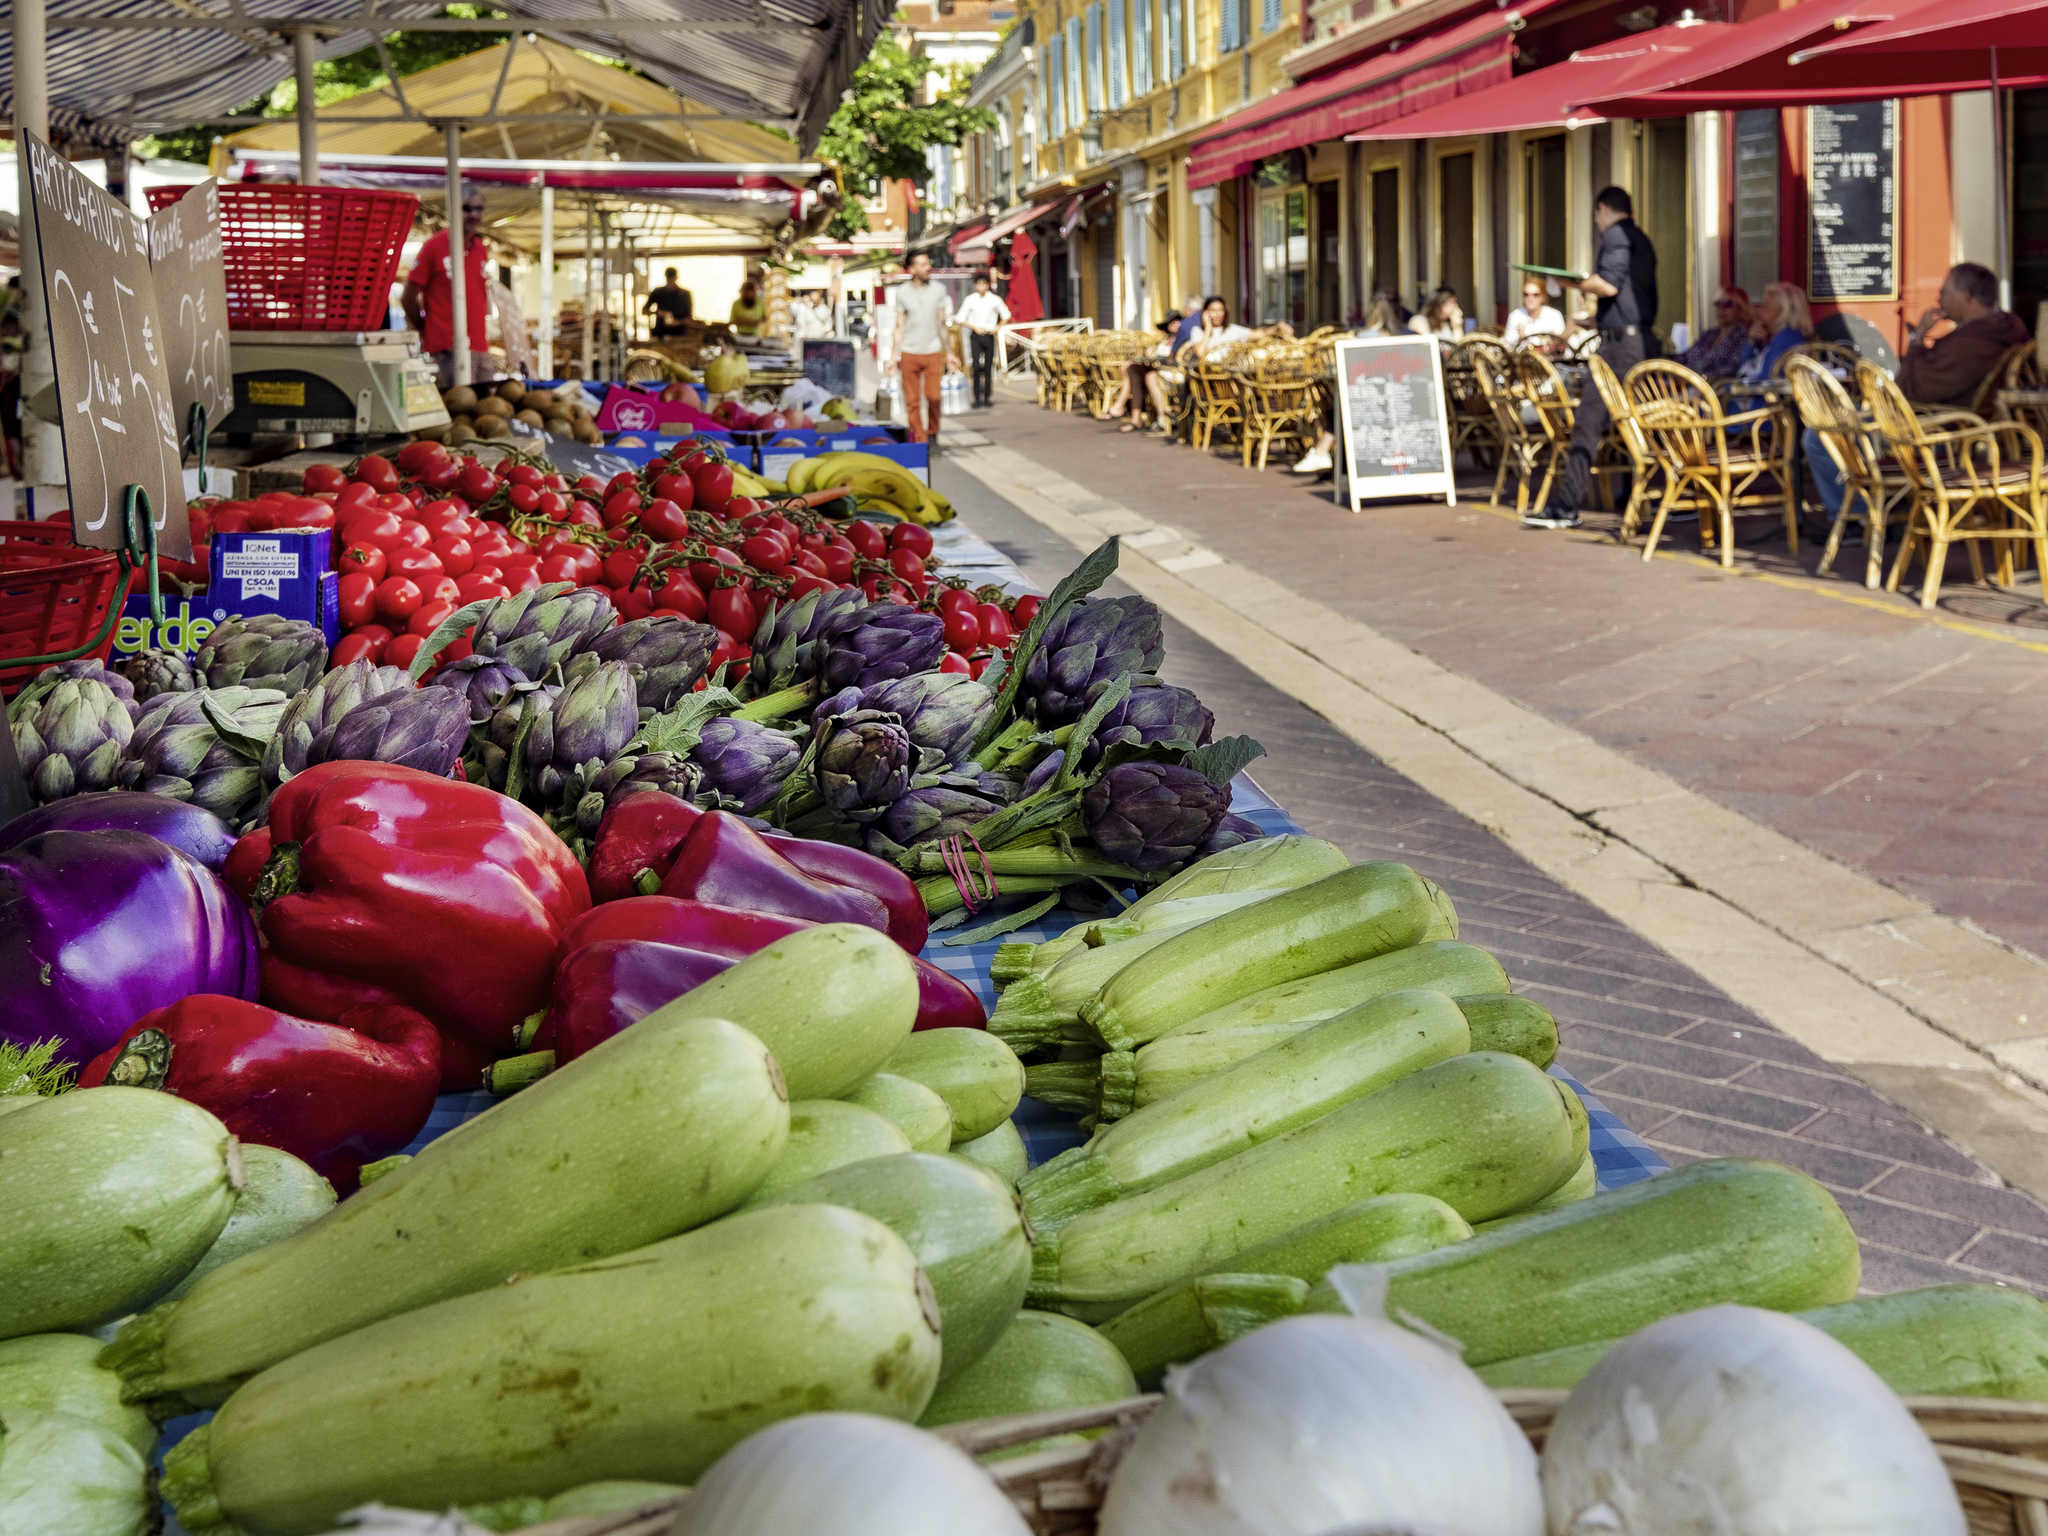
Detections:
1,0,886,151
1791,0,2048,66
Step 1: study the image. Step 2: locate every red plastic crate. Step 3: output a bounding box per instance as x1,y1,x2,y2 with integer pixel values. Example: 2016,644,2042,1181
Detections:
0,521,129,696
145,184,418,332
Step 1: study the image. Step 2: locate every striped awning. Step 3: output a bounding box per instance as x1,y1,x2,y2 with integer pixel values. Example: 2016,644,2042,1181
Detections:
0,0,889,151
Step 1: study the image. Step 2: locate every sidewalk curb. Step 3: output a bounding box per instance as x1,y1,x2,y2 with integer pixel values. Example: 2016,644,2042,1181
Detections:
948,441,2048,1205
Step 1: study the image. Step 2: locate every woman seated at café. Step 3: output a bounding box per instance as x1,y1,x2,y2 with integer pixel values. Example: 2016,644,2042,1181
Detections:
1736,282,1815,386
1677,287,1756,377
1408,288,1466,340
1503,279,1566,351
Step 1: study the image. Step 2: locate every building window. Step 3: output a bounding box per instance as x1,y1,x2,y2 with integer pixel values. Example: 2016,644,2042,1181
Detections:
1133,0,1153,94
1021,101,1037,177
1108,0,1127,107
1258,184,1308,328
1165,0,1184,76
996,111,1013,203
1261,0,1280,32
1066,18,1084,125
1523,134,1568,272
1084,4,1104,114
1220,0,1244,54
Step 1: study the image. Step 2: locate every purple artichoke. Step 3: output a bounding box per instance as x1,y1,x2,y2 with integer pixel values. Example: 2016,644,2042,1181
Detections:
1085,679,1213,765
10,677,134,802
572,751,705,837
815,709,914,822
1022,596,1165,724
829,673,995,767
690,717,802,814
747,587,870,693
871,772,1012,849
532,660,640,802
1021,748,1066,797
308,686,471,780
1082,761,1231,871
577,615,719,713
469,582,618,678
1197,812,1267,858
25,659,138,717
820,605,947,693
117,649,197,703
263,659,415,790
427,653,534,722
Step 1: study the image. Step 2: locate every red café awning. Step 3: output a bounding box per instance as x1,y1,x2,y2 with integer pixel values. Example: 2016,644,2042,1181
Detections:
1792,0,2048,65
1185,3,1548,190
1346,18,1733,138
957,198,1056,255
1569,0,2048,115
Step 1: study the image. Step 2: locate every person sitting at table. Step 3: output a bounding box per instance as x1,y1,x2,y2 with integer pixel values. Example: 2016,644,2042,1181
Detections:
1677,287,1756,377
1802,262,2029,542
1503,279,1566,351
1409,287,1465,339
1736,282,1814,387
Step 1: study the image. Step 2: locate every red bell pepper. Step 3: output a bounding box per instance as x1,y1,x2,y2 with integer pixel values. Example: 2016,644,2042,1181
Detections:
557,894,809,960
238,762,591,1089
542,940,737,1062
913,960,988,1033
661,812,891,934
77,994,441,1192
587,793,929,952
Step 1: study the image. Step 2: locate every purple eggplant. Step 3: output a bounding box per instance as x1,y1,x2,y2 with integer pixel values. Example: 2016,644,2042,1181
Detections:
0,791,238,871
0,829,260,1065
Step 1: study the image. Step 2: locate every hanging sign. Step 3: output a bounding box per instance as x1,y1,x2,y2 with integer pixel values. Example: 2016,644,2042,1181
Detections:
146,180,235,446
21,130,191,558
1332,335,1457,511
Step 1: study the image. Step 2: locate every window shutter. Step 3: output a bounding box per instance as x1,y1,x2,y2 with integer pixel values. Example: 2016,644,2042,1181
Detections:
1132,0,1152,94
1165,0,1183,77
1067,19,1084,124
1261,0,1280,32
1108,0,1127,106
1221,0,1241,54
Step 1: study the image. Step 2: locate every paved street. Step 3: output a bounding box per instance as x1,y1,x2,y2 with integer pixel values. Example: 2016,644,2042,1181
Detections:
938,389,2048,1293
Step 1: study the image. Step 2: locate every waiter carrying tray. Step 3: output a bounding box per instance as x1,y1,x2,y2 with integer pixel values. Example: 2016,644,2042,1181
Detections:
1527,186,1658,530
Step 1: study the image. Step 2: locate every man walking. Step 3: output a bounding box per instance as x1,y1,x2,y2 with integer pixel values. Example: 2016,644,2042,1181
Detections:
956,272,1010,409
403,185,493,390
1530,186,1658,529
890,251,958,445
645,267,693,337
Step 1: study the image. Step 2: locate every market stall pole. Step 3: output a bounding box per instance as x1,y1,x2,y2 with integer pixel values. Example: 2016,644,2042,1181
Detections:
445,120,469,389
583,201,596,380
293,26,320,187
539,182,555,377
10,0,62,491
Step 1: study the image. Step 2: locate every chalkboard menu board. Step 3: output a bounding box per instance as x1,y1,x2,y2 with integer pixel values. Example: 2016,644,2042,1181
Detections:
1808,100,1898,302
22,129,191,559
146,181,235,446
1734,111,1781,304
1333,336,1456,510
802,338,857,399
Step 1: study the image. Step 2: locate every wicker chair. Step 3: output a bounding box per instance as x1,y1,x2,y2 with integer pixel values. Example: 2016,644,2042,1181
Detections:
1627,359,1800,566
1185,360,1244,453
1785,355,1908,588
1240,348,1322,470
1586,355,1659,544
1973,343,2038,420
1863,363,2048,608
1515,350,1578,500
1473,358,1552,515
1444,338,1505,472
1772,339,1862,383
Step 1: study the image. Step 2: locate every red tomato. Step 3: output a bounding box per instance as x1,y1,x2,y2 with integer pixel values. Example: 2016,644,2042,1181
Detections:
888,547,929,585
724,497,763,522
382,633,426,671
936,586,977,617
368,491,414,519
690,460,735,511
337,571,378,628
537,554,581,584
429,536,475,577
349,622,396,650
457,462,501,504
269,498,335,531
942,607,981,652
329,631,384,666
565,504,602,531
207,505,255,537
706,635,753,674
575,474,607,497
652,572,707,622
374,576,423,624
506,464,545,489
427,576,462,606
602,492,644,531
353,454,401,494
791,549,829,578
468,527,515,559
785,569,838,603
385,547,445,584
396,440,450,477
302,463,349,495
741,532,791,574
605,471,639,500
969,653,993,680
613,584,655,621
499,562,542,595
819,539,856,584
335,481,380,514
535,490,569,520
542,473,569,494
418,457,464,495
565,546,604,584
707,584,757,639
407,599,457,637
846,520,889,560
454,571,511,603
340,508,403,546
440,638,474,664
602,548,643,588
506,484,542,516
651,472,695,508
332,545,382,586
1011,594,1043,627
640,499,691,543
976,603,1015,649
417,498,466,528
938,650,973,676
889,523,935,558
687,546,743,587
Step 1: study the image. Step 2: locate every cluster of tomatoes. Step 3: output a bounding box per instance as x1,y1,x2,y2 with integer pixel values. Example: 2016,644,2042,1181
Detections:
199,436,1040,677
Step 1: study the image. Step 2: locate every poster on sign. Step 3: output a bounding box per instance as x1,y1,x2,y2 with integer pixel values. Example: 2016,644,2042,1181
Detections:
146,180,236,445
1332,335,1456,511
21,129,191,558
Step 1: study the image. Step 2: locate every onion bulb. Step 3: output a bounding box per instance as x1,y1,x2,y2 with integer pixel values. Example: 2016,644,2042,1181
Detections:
1097,1314,1544,1536
1541,1304,1966,1534
665,1412,1031,1536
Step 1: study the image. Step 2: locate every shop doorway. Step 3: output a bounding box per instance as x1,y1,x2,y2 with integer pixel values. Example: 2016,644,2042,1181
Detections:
1094,224,1118,328
1257,185,1309,329
2014,89,2048,332
1644,118,1690,336
1313,180,1342,325
1370,167,1401,300
1525,134,1568,271
1046,246,1072,318
1436,151,1476,310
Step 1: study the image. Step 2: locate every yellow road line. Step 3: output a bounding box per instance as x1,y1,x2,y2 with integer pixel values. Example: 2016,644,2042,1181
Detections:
1465,496,2048,657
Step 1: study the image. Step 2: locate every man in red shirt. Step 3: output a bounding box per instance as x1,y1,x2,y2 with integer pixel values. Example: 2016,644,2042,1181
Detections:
402,186,491,388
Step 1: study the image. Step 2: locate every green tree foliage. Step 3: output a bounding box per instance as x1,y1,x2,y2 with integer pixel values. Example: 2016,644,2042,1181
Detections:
816,36,995,240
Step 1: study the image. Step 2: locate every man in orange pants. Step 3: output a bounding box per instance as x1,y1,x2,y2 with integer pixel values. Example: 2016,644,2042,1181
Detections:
890,251,957,445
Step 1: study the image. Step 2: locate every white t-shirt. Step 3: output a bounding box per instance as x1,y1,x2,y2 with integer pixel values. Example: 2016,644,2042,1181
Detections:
1189,323,1252,359
894,280,953,356
956,291,1011,334
1504,305,1566,347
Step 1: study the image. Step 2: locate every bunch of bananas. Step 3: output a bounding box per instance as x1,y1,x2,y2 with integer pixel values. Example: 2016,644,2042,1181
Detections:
726,463,777,500
783,451,954,526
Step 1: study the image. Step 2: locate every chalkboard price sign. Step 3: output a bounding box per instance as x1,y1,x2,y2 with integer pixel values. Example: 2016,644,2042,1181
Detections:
802,338,857,399
1333,335,1457,511
22,129,191,559
146,180,235,446
1808,100,1899,303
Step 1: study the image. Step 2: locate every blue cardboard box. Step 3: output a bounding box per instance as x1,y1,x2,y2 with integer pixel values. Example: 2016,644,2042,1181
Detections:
112,528,337,659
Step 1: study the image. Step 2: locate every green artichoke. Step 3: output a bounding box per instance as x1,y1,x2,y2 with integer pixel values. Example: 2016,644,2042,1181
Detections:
262,659,417,791
195,615,329,694
117,649,198,703
121,686,290,830
469,583,617,680
9,677,135,802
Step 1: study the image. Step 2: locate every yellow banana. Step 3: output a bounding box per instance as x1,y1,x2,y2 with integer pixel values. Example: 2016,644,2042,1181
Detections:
814,449,921,479
786,458,818,494
853,496,905,522
914,486,954,526
842,464,928,513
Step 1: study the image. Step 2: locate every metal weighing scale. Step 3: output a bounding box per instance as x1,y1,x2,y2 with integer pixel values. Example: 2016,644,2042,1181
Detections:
224,331,449,440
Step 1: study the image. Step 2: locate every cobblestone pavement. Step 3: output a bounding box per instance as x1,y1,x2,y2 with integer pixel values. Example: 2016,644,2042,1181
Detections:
945,417,2048,1294
967,395,2048,964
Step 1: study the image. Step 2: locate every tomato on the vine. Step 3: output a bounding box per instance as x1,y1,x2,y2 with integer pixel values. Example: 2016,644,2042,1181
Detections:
785,569,837,603
354,454,401,494
454,570,510,603
1011,594,1043,627
374,576,423,624
888,546,929,585
329,632,384,666
386,547,445,584
506,464,545,489
458,462,501,504
641,498,691,543
846,521,888,560
602,492,644,530
612,584,655,621
407,599,457,638
889,523,935,558
819,538,856,584
942,607,981,652
977,603,1015,649
653,572,707,622
302,463,349,495
936,586,977,617
741,532,791,574
337,572,378,629
602,548,643,588
338,543,387,583
651,472,695,508
382,633,426,670
937,650,973,676
707,583,757,638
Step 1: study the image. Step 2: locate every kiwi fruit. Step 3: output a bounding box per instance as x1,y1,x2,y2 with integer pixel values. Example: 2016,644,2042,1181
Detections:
447,423,478,446
474,394,513,418
443,385,478,413
547,418,573,438
525,386,558,410
516,409,545,429
477,414,511,439
575,422,602,444
496,379,527,404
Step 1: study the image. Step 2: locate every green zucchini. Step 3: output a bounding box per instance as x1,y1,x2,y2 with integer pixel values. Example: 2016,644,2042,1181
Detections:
1023,1059,1101,1114
843,1073,953,1152
1082,863,1451,1051
742,1100,912,1207
1477,1284,2048,1398
1556,1081,1590,1171
1098,1192,1472,1385
0,1411,151,1536
107,1014,790,1410
1301,1158,1861,1366
988,918,1207,1053
1021,990,1472,1231
1458,994,1559,1069
754,1152,1031,1384
883,1029,1026,1142
1030,1052,1575,1310
1483,1150,1597,1226
155,1145,335,1308
0,1335,154,1459
542,1481,685,1519
633,922,919,1098
919,1310,1138,1433
951,1119,1030,1186
162,1204,942,1535
0,1088,240,1339
1095,941,1509,1119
